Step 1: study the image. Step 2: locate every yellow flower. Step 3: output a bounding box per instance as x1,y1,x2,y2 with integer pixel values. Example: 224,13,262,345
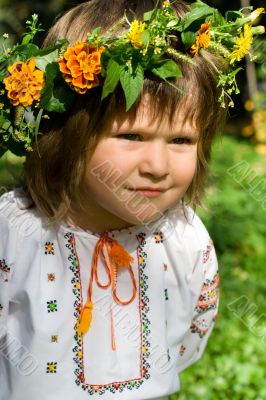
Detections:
255,144,266,155
163,1,170,8
244,99,255,111
230,24,253,64
126,20,147,49
3,59,45,107
59,41,104,94
191,22,211,56
249,8,265,23
241,125,254,137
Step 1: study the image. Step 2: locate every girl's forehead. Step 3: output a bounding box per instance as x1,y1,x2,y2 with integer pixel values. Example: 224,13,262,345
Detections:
108,96,198,136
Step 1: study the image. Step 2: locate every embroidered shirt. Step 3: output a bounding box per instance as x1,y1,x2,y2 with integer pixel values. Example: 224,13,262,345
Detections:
0,190,219,400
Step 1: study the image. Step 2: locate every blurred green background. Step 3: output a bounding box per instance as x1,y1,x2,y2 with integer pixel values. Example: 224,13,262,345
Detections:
0,1,266,399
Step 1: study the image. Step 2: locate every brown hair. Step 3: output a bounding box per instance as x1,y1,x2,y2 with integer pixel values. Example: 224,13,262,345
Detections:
23,0,228,223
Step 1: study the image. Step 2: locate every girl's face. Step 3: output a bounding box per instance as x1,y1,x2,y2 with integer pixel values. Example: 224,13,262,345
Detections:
79,96,199,232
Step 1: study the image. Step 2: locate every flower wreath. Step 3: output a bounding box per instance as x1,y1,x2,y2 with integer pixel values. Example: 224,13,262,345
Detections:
0,0,264,158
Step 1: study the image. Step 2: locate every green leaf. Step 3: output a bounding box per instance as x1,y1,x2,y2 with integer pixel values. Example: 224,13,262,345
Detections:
209,9,225,26
0,145,7,158
120,64,144,111
167,20,178,28
101,59,123,101
92,27,101,36
22,34,33,45
151,60,182,80
143,10,155,22
6,139,26,157
12,43,40,59
181,1,215,30
181,31,197,50
34,50,59,72
140,31,150,47
43,85,76,113
35,39,68,56
40,62,73,112
0,114,7,127
225,10,244,22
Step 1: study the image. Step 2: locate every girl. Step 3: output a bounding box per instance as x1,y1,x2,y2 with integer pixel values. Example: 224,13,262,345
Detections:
0,0,263,399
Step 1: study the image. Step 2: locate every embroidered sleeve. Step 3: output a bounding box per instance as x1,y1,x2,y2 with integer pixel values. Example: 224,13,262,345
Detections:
0,209,16,339
176,238,220,373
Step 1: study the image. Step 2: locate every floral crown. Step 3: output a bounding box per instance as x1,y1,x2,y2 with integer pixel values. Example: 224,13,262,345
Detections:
0,0,265,158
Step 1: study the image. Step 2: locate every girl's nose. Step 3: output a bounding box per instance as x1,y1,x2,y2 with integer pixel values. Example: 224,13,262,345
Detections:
138,140,169,178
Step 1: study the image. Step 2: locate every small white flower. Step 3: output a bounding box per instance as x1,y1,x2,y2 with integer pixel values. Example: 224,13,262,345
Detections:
2,33,9,39
154,35,161,44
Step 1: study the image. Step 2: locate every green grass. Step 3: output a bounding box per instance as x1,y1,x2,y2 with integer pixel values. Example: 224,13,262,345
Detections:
0,151,24,189
170,136,266,399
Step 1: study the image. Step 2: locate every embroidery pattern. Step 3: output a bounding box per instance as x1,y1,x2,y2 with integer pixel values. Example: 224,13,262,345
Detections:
154,231,164,243
51,335,58,343
195,273,220,313
191,318,209,338
47,273,56,282
203,239,214,263
0,259,10,273
190,272,220,337
0,259,11,282
45,242,55,255
65,231,151,395
179,345,186,356
47,300,58,313
46,362,57,373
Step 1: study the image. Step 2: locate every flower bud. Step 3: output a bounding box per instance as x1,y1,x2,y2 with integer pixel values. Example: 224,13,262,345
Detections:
251,25,265,35
249,8,265,23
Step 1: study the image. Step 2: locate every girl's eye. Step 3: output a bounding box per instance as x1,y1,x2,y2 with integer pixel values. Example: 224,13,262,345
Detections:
117,134,141,141
172,137,191,145
117,134,192,145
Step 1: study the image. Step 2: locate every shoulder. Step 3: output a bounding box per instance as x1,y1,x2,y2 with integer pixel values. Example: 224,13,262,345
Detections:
167,203,212,250
0,188,42,240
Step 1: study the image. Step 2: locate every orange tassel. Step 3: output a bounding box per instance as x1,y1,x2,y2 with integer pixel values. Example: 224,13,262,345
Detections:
109,242,134,268
78,300,93,336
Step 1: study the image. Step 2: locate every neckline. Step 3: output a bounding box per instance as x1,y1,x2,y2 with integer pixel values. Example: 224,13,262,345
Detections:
59,205,176,239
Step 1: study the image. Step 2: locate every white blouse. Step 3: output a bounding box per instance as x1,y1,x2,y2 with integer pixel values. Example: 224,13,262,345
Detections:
0,190,219,400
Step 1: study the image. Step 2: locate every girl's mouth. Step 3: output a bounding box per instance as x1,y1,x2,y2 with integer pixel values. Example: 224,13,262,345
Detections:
127,188,164,197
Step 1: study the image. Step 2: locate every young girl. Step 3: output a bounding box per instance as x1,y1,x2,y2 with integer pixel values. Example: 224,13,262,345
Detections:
0,0,263,399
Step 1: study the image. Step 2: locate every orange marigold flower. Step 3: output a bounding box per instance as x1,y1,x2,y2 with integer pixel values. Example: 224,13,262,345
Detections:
59,41,105,94
191,21,211,57
3,58,45,107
